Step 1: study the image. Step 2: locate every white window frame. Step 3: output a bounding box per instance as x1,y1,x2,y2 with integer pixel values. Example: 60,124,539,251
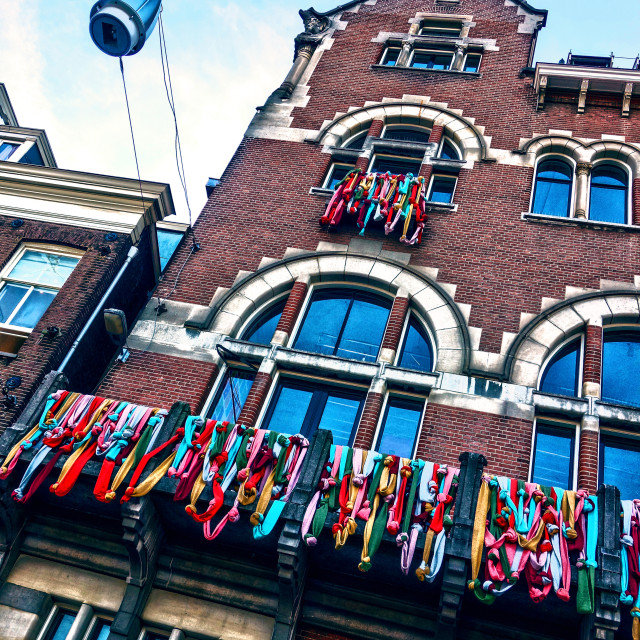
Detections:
0,134,41,164
427,173,458,203
394,309,437,373
528,417,579,490
529,153,577,218
322,162,356,189
409,47,455,70
0,243,83,337
380,45,402,66
438,137,461,160
462,51,482,72
371,392,428,459
341,130,367,149
380,123,432,142
588,158,633,225
367,153,423,174
536,333,585,396
418,19,463,37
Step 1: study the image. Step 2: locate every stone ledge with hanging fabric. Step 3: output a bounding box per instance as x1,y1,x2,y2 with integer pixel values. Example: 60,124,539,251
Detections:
467,474,598,614
320,169,430,246
620,499,640,639
301,443,459,579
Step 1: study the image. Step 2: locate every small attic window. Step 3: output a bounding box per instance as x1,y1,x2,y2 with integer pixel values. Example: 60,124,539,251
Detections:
419,19,462,37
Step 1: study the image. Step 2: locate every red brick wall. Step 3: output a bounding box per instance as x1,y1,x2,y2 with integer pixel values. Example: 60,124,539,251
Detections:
0,216,131,432
97,350,219,413
578,429,599,492
237,371,273,426
416,402,533,479
380,296,409,352
583,324,603,387
275,281,309,337
353,391,384,449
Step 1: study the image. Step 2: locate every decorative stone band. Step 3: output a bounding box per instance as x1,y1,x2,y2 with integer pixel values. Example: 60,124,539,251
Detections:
468,474,598,613
320,168,429,245
301,444,459,580
619,499,640,638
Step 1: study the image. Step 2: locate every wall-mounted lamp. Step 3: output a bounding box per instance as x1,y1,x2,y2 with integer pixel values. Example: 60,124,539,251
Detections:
104,308,130,363
1,375,21,410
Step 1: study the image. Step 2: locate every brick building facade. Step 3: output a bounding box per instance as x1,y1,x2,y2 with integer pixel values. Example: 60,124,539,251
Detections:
0,1,639,639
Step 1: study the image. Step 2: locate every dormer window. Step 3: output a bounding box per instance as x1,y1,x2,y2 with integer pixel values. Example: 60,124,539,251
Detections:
0,142,19,161
419,19,462,37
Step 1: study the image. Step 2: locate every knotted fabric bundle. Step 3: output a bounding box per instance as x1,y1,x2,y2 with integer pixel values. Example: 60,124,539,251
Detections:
301,444,458,578
620,499,640,639
468,474,597,613
320,170,429,245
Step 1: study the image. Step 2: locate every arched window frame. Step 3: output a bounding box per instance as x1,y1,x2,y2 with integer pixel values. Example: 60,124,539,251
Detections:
601,325,640,408
381,123,432,143
239,294,289,346
342,130,368,149
289,283,394,363
438,137,461,160
537,333,585,398
588,159,632,225
529,153,577,219
395,309,436,373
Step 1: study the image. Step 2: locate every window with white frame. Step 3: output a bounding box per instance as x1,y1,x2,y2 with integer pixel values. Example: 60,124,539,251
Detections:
374,396,424,458
380,46,402,66
0,244,82,356
323,162,356,189
532,157,574,218
538,335,583,398
589,162,629,224
38,604,113,640
428,173,457,204
530,419,577,489
418,19,462,37
410,48,455,70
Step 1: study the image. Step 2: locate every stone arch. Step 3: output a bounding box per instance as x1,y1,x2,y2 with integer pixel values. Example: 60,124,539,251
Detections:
522,135,640,177
314,101,490,161
208,251,472,374
506,291,640,387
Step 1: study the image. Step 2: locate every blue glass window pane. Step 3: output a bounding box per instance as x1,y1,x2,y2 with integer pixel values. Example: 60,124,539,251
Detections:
383,48,401,66
92,622,111,640
295,295,351,356
9,251,79,287
209,371,255,423
18,144,44,166
383,127,431,143
537,161,572,181
51,612,76,640
370,157,421,175
532,428,573,488
344,135,365,150
266,387,314,434
0,142,19,161
10,287,56,329
327,164,355,188
0,283,28,323
411,52,453,69
429,176,456,203
244,303,284,345
317,395,361,446
589,186,627,224
439,140,459,160
602,443,640,500
533,180,571,217
464,54,482,72
399,319,433,372
335,298,389,362
602,334,640,407
540,340,580,397
377,402,422,458
157,230,183,271
592,165,627,187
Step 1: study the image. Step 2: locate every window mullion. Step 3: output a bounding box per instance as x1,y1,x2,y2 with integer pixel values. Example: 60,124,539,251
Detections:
333,297,355,357
4,285,34,325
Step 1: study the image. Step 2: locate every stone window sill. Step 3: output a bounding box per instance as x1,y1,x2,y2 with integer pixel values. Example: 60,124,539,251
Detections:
370,64,481,78
522,212,640,232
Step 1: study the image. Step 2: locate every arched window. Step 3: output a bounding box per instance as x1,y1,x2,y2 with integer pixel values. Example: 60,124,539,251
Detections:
382,126,431,144
532,159,573,218
439,139,460,160
398,316,433,372
539,338,581,397
242,300,286,345
589,163,628,224
343,131,367,149
294,289,391,362
602,331,640,407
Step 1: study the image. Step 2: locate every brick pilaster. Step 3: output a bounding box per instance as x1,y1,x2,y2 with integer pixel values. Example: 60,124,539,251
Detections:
428,124,445,145
273,279,309,345
419,163,434,180
355,155,370,171
367,118,384,138
236,370,273,427
379,293,409,363
578,414,599,492
582,319,603,398
353,391,384,449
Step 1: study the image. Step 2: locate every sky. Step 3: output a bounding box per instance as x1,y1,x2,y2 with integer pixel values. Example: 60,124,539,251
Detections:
0,0,638,223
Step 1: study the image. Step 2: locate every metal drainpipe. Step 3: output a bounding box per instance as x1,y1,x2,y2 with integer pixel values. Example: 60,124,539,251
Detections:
58,246,139,372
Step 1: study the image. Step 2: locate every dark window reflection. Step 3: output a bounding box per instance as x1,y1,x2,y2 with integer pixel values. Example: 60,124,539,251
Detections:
376,399,423,458
601,439,640,500
399,317,433,372
532,424,574,488
243,301,285,346
590,164,628,224
540,339,581,397
602,332,640,407
532,159,572,217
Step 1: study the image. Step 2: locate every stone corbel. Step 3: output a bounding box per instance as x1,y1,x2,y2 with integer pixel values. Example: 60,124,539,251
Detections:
436,452,487,640
452,43,467,71
109,497,164,640
622,82,634,118
271,429,332,640
537,75,548,110
397,38,414,67
580,485,621,639
578,79,590,114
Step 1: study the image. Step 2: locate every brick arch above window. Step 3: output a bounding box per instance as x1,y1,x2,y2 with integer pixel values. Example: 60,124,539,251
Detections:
506,291,640,387
522,135,640,177
312,100,490,162
207,251,472,374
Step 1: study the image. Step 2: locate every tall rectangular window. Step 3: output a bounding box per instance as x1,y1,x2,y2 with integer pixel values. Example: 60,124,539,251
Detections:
208,370,256,423
262,380,365,445
375,398,423,458
48,610,77,640
381,47,401,66
324,163,355,190
410,51,454,70
463,53,482,72
531,422,575,489
428,175,457,203
600,436,640,500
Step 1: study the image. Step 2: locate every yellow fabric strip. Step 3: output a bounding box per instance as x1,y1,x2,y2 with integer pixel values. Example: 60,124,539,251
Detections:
470,480,491,582
130,451,177,498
